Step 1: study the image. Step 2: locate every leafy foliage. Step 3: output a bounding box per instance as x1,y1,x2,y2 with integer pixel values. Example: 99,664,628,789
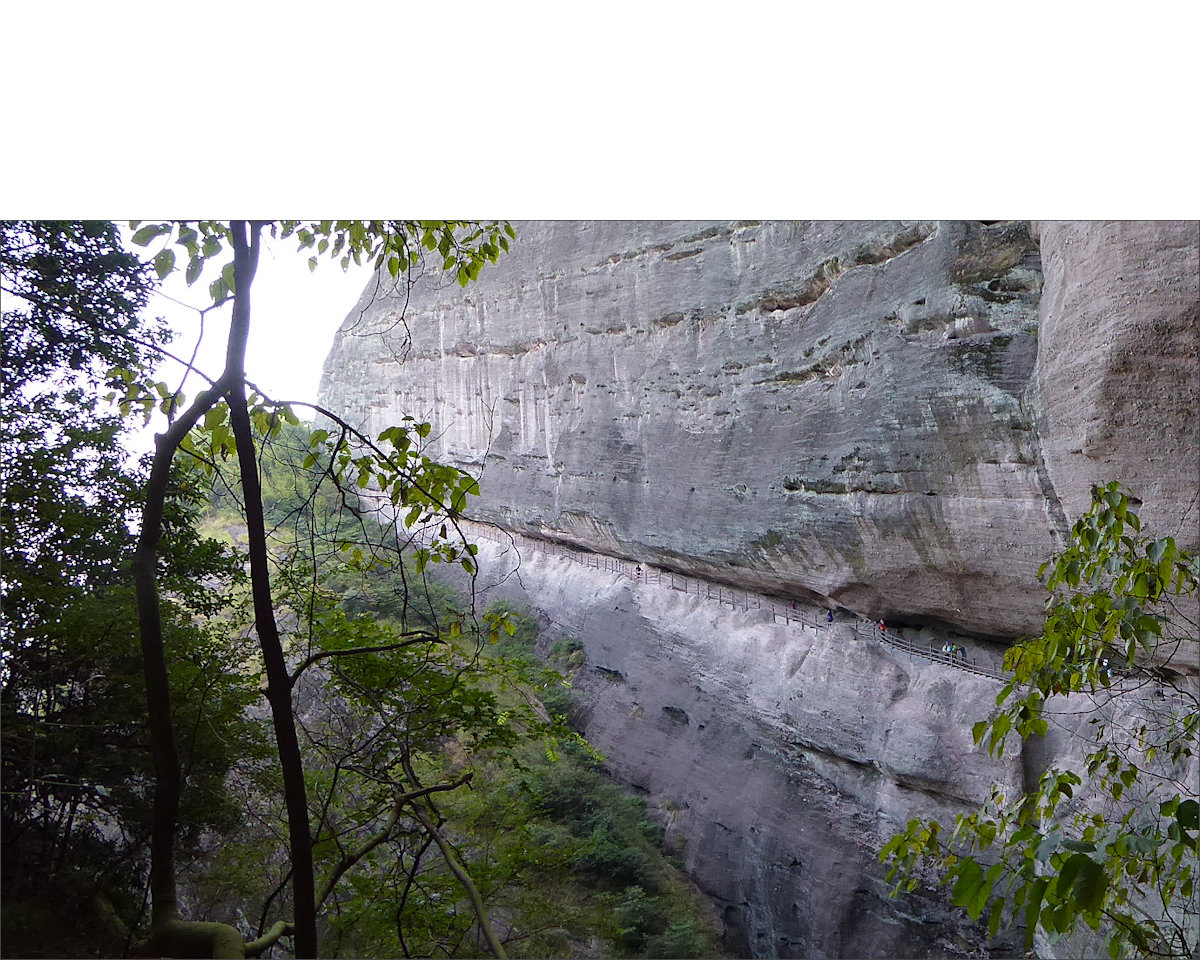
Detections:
110,218,520,957
881,483,1200,958
1,220,160,382
0,221,262,957
5,217,722,959
482,600,540,662
306,625,723,959
127,219,513,304
191,429,721,956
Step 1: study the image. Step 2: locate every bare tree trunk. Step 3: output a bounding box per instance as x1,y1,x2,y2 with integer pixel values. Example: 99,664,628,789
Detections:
225,221,317,957
133,434,185,930
133,375,230,930
133,220,317,956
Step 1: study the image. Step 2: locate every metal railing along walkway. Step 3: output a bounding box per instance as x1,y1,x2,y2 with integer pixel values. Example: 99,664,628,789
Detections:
851,620,1004,680
459,519,1006,682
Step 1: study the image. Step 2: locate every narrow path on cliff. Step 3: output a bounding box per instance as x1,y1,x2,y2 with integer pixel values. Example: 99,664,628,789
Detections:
456,520,1006,682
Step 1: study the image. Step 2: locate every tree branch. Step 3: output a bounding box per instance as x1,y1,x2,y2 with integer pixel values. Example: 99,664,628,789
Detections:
289,633,440,688
315,774,472,911
244,920,296,958
225,219,319,959
406,802,507,959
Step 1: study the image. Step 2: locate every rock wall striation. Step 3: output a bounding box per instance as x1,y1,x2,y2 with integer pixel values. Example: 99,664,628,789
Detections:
1032,221,1199,550
320,222,1198,639
460,530,1024,958
319,221,1199,957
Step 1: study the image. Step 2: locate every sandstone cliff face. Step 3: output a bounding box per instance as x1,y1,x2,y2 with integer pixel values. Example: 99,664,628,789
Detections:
322,220,1076,639
457,530,1025,957
321,220,1198,639
319,221,1199,957
1032,221,1199,552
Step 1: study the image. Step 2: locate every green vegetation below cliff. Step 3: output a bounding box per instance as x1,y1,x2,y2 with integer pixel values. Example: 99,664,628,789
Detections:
186,422,726,959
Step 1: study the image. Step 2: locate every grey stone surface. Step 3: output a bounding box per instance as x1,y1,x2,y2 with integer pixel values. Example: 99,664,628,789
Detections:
461,534,1024,958
322,221,1077,639
319,221,1200,957
449,528,1198,958
1032,221,1199,553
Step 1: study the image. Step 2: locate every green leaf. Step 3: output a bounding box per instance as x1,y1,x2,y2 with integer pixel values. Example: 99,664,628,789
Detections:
1024,877,1049,948
1073,858,1107,913
987,896,1005,938
950,859,984,912
153,249,176,279
185,255,203,285
1178,798,1199,832
1056,851,1088,894
131,224,163,246
1035,833,1059,862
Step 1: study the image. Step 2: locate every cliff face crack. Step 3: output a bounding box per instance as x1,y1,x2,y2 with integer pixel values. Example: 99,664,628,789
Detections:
455,518,1005,680
739,222,937,316
596,224,737,271
849,221,938,266
1023,393,1071,546
785,737,880,774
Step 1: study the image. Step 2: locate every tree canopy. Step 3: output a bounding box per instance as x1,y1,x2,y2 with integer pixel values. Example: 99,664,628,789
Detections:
1,221,261,957
114,219,517,958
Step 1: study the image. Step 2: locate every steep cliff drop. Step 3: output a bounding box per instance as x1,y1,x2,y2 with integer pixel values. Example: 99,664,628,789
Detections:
319,221,1199,958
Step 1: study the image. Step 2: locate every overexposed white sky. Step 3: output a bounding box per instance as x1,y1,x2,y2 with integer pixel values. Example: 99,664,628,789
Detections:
135,229,374,411
5,4,1198,223
5,5,1200,438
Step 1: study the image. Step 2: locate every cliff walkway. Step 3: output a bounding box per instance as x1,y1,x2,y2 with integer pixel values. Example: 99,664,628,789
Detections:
457,520,1006,682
